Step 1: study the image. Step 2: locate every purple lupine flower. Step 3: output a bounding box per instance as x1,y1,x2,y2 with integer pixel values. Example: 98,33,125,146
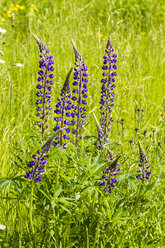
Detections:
71,40,88,146
53,68,72,148
25,133,57,182
100,39,117,140
33,34,54,138
99,156,121,193
136,141,151,180
25,151,47,182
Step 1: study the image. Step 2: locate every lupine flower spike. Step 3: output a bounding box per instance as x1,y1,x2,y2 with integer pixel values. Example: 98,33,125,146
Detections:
33,33,54,139
53,68,72,149
99,155,121,193
71,40,88,146
136,141,151,180
25,132,59,182
100,39,117,140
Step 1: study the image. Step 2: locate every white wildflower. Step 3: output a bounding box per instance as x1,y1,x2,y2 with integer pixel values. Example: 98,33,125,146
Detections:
0,224,6,230
0,27,6,34
0,58,5,64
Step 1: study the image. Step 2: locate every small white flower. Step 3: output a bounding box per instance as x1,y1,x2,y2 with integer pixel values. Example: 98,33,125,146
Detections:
0,27,6,34
0,58,5,64
0,224,6,230
12,63,23,67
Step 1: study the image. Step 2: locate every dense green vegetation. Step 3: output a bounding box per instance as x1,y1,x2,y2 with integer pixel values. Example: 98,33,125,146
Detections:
0,0,165,247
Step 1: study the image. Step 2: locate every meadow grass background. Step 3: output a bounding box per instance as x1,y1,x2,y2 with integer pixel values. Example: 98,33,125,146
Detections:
0,0,165,247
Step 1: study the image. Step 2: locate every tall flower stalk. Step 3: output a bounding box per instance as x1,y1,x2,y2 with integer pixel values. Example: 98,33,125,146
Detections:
53,68,72,149
71,40,88,146
100,39,117,140
25,133,58,182
33,34,54,139
136,141,151,180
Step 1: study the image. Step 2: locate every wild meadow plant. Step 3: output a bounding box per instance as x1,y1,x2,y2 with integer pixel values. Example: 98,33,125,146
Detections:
24,35,152,198
25,34,55,182
23,35,153,245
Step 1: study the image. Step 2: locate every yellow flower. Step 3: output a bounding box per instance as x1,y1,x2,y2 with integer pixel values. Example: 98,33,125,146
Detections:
31,4,35,8
1,18,5,22
13,7,18,11
7,12,12,17
19,6,25,10
35,7,38,11
97,32,103,38
10,3,14,7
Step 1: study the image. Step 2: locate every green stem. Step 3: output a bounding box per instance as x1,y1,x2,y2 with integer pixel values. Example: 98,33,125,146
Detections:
30,178,35,234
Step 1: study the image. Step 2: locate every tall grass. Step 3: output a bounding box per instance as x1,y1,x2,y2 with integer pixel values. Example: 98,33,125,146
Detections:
0,0,165,247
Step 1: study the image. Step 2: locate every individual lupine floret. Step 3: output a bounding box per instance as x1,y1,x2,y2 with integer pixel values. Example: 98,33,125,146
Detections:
71,40,88,146
136,141,151,180
25,133,57,182
33,34,54,139
53,68,72,149
100,39,117,140
99,156,121,193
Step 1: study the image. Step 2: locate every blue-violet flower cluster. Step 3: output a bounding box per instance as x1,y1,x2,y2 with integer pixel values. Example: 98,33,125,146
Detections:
53,68,72,149
25,133,56,182
100,39,117,140
33,34,54,138
99,156,121,193
25,151,47,182
71,41,88,146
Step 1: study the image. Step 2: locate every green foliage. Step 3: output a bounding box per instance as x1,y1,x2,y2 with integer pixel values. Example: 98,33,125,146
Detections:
0,0,165,247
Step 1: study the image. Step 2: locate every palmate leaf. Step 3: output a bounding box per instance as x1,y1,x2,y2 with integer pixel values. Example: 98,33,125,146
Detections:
0,179,10,192
0,178,14,193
